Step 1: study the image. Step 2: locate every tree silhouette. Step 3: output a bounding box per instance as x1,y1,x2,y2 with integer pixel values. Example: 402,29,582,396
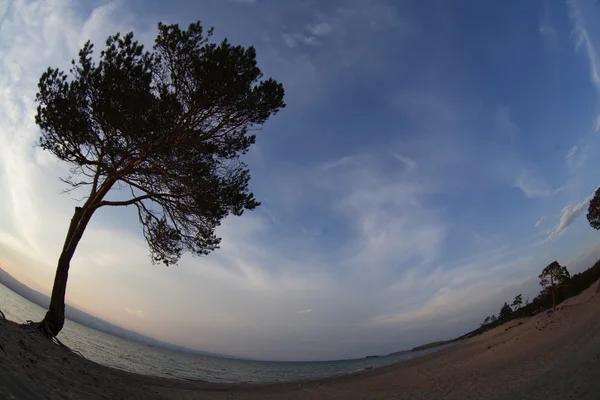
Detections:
511,294,523,314
490,314,497,323
499,302,513,321
33,21,285,337
539,261,570,309
586,186,600,293
587,187,600,230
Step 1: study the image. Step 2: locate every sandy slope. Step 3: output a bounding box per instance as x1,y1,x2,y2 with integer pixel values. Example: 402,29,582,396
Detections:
1,282,600,399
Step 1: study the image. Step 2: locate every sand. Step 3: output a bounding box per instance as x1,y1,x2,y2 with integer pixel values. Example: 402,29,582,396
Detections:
2,283,600,400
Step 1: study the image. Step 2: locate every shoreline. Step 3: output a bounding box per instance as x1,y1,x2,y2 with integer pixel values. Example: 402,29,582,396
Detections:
2,282,600,399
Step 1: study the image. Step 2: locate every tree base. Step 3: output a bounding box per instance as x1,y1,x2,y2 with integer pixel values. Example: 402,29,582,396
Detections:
29,315,63,339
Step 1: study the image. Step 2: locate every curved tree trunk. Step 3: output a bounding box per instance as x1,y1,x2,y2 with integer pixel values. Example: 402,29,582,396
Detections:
38,205,96,337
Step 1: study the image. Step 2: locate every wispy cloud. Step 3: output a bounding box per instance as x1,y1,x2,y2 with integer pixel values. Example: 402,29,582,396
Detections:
390,152,417,171
494,106,519,142
569,0,600,90
306,22,332,36
535,216,546,228
539,0,558,49
567,145,578,161
296,309,313,314
281,32,319,48
565,144,587,169
125,308,146,318
547,191,594,239
513,170,553,198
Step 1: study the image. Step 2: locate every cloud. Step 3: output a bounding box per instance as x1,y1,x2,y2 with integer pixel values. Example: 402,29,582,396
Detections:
296,309,313,314
569,0,600,90
494,107,519,142
281,21,333,49
547,192,594,239
390,152,417,171
319,155,356,171
125,308,145,318
535,216,546,228
539,21,558,43
281,32,319,48
566,144,587,169
567,145,578,161
513,170,552,198
539,0,558,49
316,154,445,272
306,22,332,36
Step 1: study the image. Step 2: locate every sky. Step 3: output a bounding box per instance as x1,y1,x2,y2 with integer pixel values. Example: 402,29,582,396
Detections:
2,0,600,362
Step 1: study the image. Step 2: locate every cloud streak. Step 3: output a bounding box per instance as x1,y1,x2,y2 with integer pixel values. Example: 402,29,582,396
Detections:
547,192,594,239
569,0,600,91
513,170,553,198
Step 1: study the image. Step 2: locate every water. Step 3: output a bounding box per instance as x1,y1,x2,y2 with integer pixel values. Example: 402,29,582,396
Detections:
0,283,453,383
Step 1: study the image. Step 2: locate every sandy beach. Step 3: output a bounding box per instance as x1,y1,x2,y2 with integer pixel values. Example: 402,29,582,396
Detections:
2,282,600,400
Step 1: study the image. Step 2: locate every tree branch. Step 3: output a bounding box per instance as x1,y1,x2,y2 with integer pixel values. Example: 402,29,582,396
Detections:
96,194,153,208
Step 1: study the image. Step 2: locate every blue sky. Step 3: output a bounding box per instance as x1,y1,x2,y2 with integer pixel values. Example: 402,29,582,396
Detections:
2,0,600,361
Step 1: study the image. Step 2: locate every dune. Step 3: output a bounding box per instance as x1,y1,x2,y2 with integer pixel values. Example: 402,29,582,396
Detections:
2,282,600,399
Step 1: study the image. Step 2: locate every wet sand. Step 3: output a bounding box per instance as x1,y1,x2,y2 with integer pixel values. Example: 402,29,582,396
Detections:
2,281,600,399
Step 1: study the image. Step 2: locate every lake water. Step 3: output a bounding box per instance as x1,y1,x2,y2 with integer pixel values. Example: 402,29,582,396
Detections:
0,283,452,383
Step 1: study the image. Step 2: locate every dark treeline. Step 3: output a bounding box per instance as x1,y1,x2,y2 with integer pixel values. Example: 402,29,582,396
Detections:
476,258,600,334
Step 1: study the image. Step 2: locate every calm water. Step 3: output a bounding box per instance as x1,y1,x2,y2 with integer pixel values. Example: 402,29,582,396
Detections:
0,283,452,383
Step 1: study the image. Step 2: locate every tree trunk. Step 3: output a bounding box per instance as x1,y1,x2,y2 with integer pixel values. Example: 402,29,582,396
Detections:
38,205,95,337
550,270,556,310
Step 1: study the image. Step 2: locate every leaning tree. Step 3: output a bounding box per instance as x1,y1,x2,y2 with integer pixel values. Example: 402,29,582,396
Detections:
34,21,285,337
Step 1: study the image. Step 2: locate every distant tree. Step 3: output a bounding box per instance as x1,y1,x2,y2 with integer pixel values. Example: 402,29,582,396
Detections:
499,302,513,320
586,187,600,294
481,316,491,327
490,314,497,323
33,21,285,337
539,261,571,309
525,298,530,306
511,294,523,313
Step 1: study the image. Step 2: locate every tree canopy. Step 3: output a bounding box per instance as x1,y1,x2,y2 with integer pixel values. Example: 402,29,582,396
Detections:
539,262,570,290
511,294,522,312
587,187,600,230
36,22,285,266
499,302,512,320
538,261,570,310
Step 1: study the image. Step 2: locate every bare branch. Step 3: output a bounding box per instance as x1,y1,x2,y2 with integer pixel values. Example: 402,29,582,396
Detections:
96,194,153,208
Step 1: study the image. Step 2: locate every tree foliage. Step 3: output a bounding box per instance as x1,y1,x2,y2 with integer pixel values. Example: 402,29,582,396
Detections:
511,294,522,312
539,261,570,309
586,187,600,294
499,302,512,320
36,21,285,266
587,187,600,230
539,261,570,290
